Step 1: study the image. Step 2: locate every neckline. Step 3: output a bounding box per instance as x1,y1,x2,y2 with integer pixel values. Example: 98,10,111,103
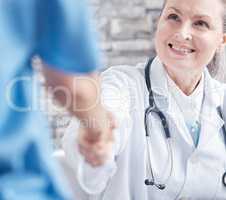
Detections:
167,72,205,124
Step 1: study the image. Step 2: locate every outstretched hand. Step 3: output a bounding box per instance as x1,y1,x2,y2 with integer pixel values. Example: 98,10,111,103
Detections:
78,111,116,167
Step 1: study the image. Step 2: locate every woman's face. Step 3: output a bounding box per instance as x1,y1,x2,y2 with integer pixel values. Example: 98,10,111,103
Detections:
155,0,225,71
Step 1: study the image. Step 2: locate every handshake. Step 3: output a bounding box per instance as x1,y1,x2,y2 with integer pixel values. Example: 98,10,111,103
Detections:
77,110,116,167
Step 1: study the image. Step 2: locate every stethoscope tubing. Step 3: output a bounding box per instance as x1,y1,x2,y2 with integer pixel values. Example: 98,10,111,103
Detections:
144,58,226,188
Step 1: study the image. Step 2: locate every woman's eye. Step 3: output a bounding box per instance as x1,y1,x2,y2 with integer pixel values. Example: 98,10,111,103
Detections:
167,13,180,21
194,20,209,29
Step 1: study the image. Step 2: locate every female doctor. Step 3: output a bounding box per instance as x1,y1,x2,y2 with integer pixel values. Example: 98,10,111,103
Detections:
62,0,226,199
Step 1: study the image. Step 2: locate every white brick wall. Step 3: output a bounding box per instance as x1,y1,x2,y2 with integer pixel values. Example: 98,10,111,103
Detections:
91,0,163,66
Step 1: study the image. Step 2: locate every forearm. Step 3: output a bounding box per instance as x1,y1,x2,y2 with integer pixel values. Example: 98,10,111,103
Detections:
42,65,108,133
72,73,109,132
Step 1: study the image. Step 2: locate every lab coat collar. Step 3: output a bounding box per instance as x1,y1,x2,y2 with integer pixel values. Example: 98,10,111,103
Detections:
149,56,170,111
198,68,224,148
149,56,224,112
149,57,193,145
150,56,169,98
204,68,223,108
149,56,224,148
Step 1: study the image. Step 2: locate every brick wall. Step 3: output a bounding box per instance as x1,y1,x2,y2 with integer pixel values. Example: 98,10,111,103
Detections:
91,0,164,67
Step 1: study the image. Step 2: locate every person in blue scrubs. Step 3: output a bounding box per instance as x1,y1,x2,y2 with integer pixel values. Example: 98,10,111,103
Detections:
0,0,113,199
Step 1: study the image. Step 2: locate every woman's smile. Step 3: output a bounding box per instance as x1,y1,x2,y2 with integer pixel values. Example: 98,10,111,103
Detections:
167,42,196,58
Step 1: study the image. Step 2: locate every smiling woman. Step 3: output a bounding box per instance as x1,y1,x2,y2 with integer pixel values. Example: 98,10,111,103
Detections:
62,0,226,199
155,0,226,94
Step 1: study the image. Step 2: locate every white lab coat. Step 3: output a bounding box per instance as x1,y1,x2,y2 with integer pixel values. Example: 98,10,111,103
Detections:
63,57,226,200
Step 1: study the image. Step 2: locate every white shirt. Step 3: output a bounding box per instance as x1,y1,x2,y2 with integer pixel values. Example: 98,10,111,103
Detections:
167,73,204,146
167,72,204,124
63,56,226,200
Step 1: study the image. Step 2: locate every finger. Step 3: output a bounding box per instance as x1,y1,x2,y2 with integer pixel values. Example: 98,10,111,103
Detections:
85,140,112,157
79,142,106,159
78,127,100,144
79,142,110,163
85,155,107,167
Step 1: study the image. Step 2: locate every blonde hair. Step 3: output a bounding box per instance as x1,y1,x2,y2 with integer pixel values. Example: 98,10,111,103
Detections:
202,0,226,81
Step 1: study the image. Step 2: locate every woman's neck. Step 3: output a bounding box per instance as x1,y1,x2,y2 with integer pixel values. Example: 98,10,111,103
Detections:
164,65,203,96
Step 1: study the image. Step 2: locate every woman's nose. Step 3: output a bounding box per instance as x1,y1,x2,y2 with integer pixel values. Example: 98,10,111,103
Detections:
174,23,192,41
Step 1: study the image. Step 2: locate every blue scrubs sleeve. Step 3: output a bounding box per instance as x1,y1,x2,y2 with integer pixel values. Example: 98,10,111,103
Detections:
36,0,101,74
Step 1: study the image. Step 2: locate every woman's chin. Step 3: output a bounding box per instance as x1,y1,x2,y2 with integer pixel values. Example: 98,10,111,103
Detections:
165,59,196,70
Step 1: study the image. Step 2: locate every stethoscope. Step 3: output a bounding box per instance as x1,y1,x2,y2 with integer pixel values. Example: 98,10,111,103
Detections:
144,58,226,190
